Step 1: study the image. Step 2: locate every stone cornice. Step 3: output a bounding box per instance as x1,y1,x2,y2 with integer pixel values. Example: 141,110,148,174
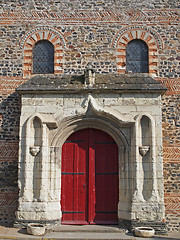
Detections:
16,74,167,94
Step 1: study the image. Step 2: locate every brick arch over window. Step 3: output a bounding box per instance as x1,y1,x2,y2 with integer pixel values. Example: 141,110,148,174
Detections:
21,28,67,78
114,28,161,77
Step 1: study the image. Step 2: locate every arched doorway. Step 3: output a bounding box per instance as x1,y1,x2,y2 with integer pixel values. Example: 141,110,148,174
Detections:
61,128,119,225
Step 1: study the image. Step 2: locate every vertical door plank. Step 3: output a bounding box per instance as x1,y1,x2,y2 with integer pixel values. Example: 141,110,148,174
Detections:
61,130,88,224
88,128,96,223
94,129,119,224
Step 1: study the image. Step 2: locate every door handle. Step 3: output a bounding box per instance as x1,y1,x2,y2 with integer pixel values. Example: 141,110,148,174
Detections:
83,184,85,189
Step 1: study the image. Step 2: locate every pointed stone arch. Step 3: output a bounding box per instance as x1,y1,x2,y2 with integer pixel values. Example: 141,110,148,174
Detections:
50,112,133,220
20,27,67,78
51,94,134,149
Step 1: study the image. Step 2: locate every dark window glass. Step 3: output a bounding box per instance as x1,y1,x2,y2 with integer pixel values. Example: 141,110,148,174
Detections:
33,40,54,74
126,39,149,73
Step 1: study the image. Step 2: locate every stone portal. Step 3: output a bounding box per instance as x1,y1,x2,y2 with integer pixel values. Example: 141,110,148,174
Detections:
15,73,166,233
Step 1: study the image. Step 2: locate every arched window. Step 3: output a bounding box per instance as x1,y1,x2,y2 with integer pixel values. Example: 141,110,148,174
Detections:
33,40,54,74
126,39,149,73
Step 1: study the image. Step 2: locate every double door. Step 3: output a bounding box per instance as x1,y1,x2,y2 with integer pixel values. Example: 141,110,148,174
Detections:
61,128,119,224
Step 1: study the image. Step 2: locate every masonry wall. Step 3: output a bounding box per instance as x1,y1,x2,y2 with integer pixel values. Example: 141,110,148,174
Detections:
0,0,179,231
162,94,180,232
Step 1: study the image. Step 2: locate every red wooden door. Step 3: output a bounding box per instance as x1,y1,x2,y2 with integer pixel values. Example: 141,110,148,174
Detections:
61,130,88,224
61,128,119,225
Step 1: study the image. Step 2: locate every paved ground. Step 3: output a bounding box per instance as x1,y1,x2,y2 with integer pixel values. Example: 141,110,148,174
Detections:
0,225,179,240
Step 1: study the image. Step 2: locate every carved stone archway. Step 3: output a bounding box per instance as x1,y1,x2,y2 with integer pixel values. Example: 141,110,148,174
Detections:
15,73,166,233
51,112,132,222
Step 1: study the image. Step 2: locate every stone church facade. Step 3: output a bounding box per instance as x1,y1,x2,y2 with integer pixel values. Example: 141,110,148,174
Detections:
0,0,179,233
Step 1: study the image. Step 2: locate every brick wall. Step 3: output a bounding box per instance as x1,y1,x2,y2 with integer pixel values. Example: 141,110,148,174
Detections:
0,0,179,231
162,94,180,232
0,77,25,225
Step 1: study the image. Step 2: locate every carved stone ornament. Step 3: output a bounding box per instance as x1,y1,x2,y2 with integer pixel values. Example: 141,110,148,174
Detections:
139,146,150,156
30,146,40,156
84,63,95,86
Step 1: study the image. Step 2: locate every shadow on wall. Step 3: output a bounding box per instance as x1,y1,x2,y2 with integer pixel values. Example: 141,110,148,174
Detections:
0,92,20,226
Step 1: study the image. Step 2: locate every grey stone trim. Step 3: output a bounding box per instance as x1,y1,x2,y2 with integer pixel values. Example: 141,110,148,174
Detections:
16,74,167,94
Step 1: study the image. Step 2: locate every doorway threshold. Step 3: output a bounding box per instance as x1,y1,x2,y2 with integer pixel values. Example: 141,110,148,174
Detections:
49,224,127,233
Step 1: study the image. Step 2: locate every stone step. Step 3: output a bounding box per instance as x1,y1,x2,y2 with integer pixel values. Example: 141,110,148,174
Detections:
44,231,135,240
49,224,127,233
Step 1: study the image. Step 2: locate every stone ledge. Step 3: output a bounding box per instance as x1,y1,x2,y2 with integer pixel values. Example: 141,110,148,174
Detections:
16,74,167,94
